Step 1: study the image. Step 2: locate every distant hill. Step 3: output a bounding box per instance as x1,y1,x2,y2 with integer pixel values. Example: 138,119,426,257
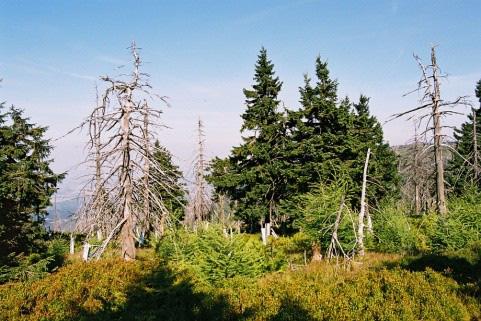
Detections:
45,198,81,232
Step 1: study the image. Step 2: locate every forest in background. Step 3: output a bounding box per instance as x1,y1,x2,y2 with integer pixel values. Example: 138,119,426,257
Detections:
1,44,481,320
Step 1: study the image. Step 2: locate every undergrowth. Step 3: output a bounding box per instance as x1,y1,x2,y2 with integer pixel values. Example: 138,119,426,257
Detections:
0,249,479,321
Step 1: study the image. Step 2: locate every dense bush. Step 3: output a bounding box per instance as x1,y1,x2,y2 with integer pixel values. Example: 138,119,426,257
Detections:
0,237,69,283
373,193,481,255
0,258,143,321
156,225,287,284
372,203,420,254
293,182,357,254
0,252,478,321
221,264,479,321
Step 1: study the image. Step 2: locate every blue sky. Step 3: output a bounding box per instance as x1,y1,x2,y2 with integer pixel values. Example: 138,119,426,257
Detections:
1,1,480,197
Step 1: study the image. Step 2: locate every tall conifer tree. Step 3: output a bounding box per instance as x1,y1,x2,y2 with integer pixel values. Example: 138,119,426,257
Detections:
349,95,398,205
0,105,64,263
288,57,350,193
447,79,481,193
209,48,287,229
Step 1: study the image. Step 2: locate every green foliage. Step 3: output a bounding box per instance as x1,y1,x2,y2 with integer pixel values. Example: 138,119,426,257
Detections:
0,237,68,283
267,231,311,264
150,140,187,223
0,258,143,321
373,193,481,255
222,266,478,321
372,203,420,254
0,105,64,264
293,181,356,253
0,254,53,283
286,60,398,210
209,48,289,228
156,225,286,284
1,252,478,321
210,52,398,231
45,237,69,270
447,79,481,193
430,193,481,252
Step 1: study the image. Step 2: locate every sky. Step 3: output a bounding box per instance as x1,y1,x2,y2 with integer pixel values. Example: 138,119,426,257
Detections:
0,0,480,199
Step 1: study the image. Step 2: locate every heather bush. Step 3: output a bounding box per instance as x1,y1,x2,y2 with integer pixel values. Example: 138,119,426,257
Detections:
0,252,479,321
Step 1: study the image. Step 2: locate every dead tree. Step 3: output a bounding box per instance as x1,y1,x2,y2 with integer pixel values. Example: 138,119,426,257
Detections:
391,46,468,215
357,148,370,256
76,43,174,260
471,107,480,181
326,196,347,261
185,119,211,226
398,120,436,214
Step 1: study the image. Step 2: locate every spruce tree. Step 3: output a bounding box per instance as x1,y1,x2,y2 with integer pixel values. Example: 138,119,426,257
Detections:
288,59,397,208
0,105,64,264
447,79,481,193
349,95,398,205
287,57,351,195
150,140,186,222
209,48,288,230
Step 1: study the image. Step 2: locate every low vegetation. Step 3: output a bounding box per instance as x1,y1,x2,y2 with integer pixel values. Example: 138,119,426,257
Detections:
0,244,479,321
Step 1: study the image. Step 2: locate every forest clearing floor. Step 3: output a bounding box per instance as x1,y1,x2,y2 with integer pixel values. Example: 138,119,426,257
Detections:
0,249,480,321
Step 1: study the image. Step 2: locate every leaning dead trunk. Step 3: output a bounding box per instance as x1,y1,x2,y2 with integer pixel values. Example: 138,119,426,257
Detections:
357,148,370,256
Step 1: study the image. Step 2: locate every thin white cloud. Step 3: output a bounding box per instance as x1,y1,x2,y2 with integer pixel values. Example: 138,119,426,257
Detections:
13,58,96,81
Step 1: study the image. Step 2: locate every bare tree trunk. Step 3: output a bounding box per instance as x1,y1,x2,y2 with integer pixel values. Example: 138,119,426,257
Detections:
413,124,422,215
473,108,479,181
431,48,447,215
75,42,172,259
357,148,370,256
142,102,150,235
120,89,136,260
69,234,75,254
327,196,345,259
366,206,373,234
93,102,104,240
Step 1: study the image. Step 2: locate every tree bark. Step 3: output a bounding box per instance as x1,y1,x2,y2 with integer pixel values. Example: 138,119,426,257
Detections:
142,103,150,234
473,108,479,181
357,148,370,256
120,89,136,260
431,48,447,215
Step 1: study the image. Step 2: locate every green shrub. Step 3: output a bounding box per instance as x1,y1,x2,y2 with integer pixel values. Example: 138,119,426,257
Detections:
0,237,69,284
294,181,357,254
220,265,479,321
373,193,481,255
1,252,478,321
156,225,286,284
372,203,419,254
0,254,53,283
267,231,311,264
430,194,481,252
45,237,69,271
